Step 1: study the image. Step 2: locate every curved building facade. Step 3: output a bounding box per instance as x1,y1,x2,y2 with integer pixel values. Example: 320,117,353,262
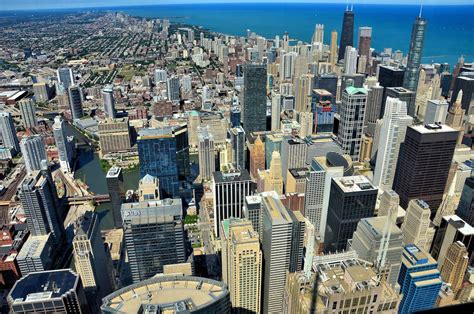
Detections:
101,275,230,313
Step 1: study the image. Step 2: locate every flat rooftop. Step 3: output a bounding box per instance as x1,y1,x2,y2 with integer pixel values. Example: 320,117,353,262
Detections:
411,123,457,134
333,175,377,193
101,275,228,313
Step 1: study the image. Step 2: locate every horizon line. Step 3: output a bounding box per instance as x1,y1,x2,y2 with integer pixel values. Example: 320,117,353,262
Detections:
2,1,473,12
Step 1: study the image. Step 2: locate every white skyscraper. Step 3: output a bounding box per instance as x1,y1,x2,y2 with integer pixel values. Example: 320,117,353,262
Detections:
198,126,215,182
280,52,297,81
312,23,324,44
343,46,358,75
401,199,436,252
53,116,74,173
102,85,116,119
424,99,449,125
0,111,20,154
373,97,413,190
20,135,47,174
271,91,282,131
56,67,74,89
154,69,168,83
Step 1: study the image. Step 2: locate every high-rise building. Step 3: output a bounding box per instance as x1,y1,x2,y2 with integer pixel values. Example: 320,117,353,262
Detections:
106,167,124,228
343,46,358,75
439,241,469,293
358,26,372,64
121,198,186,283
363,81,384,129
198,126,215,181
249,135,265,180
393,124,458,212
378,65,405,88
329,30,338,66
18,167,64,243
229,126,246,170
398,244,442,313
53,116,74,173
221,218,262,314
242,63,267,133
102,85,116,119
401,199,435,251
337,86,367,161
68,85,84,120
295,74,313,112
271,92,282,131
18,98,37,129
101,275,230,313
298,111,313,138
457,177,474,225
20,135,47,174
451,74,474,111
16,234,54,276
138,174,160,201
212,167,252,237
431,215,474,267
263,151,284,195
403,17,427,91
7,269,88,313
57,67,74,89
338,8,355,62
73,211,114,306
424,99,449,124
166,75,180,101
312,23,324,44
137,126,189,197
0,111,20,154
243,195,262,235
384,86,417,118
154,69,168,83
373,97,413,190
280,52,297,81
260,191,305,313
98,118,132,154
281,137,307,182
446,91,466,145
324,175,378,252
351,216,403,286
33,82,51,103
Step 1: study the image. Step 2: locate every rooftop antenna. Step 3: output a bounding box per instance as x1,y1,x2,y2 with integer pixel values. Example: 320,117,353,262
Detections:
346,0,349,11
419,0,424,18
351,0,354,12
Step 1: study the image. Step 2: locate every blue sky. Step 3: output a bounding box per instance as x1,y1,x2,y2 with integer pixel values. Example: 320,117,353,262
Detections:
1,0,472,10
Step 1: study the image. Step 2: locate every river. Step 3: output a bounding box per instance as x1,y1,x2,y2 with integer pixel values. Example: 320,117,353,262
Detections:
67,124,140,231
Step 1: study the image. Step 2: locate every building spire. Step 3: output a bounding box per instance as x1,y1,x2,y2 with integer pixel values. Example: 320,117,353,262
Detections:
419,0,424,18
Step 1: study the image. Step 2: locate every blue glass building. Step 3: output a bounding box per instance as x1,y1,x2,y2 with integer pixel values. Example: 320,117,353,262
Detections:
137,126,189,198
397,244,442,313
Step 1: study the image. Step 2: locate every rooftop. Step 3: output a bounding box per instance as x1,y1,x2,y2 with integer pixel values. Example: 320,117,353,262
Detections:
16,234,51,260
101,275,229,313
106,166,122,178
411,123,457,134
121,198,182,219
333,175,377,193
9,269,79,303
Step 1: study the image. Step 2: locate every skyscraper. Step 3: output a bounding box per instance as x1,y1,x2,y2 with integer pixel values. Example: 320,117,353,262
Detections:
166,75,180,101
343,46,358,75
229,126,246,170
338,8,355,62
221,218,262,314
439,241,469,293
280,52,296,81
351,216,403,286
403,17,427,91
280,137,307,181
358,26,372,64
73,211,114,307
393,124,458,212
242,63,267,133
311,23,324,44
56,67,74,89
398,244,442,313
249,135,265,180
263,151,284,195
373,97,413,190
324,175,378,252
68,85,84,120
384,86,417,118
457,177,474,225
121,198,186,283
0,111,20,154
198,126,215,182
329,30,338,66
260,191,305,313
53,116,74,173
102,85,116,119
18,167,64,243
20,135,47,174
295,74,313,112
106,167,124,228
154,69,168,83
137,126,189,197
138,174,160,201
212,167,252,237
401,199,435,252
298,111,313,138
7,269,88,313
337,86,367,161
18,98,37,129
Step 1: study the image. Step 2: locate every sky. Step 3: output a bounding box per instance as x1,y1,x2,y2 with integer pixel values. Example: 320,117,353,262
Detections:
1,0,473,11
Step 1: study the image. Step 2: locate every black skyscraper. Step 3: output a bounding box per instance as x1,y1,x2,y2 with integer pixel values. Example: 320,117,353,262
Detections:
378,65,405,88
403,17,427,91
106,166,124,228
451,73,474,111
242,63,267,133
338,9,355,62
393,124,458,215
